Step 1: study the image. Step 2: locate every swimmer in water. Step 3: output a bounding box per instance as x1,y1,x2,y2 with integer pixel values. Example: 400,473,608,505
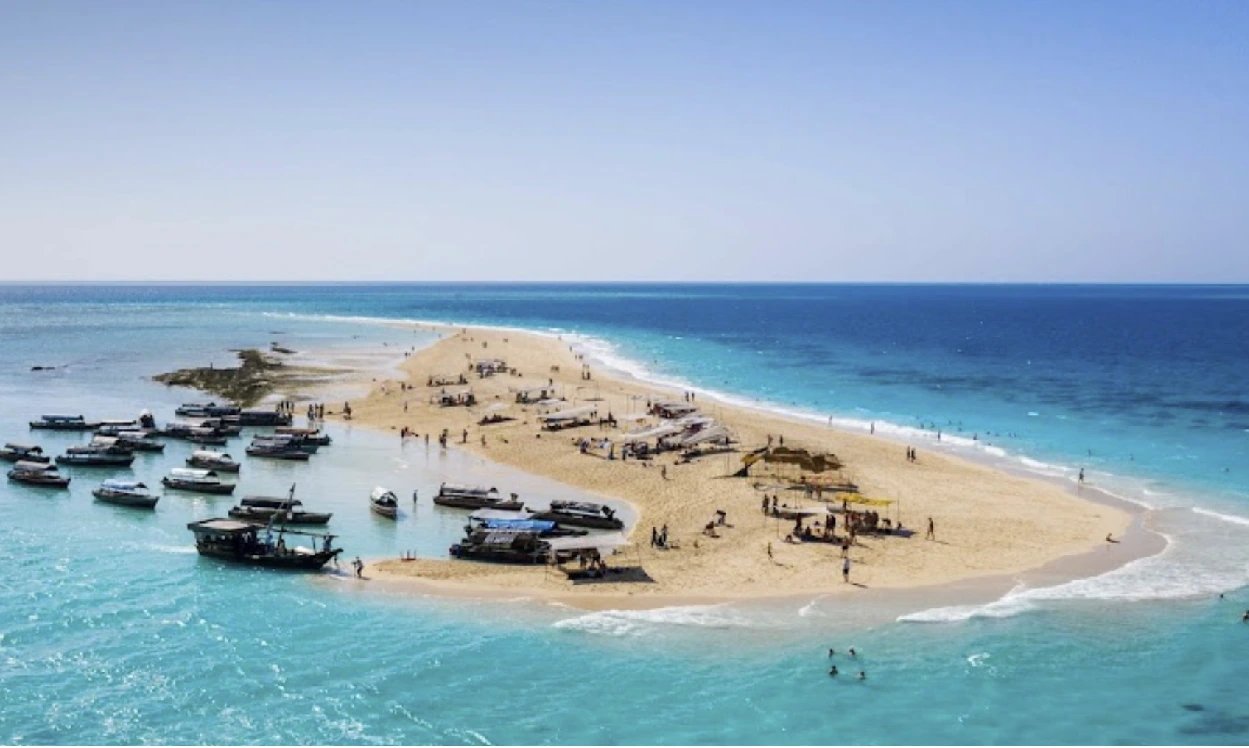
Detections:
828,648,835,658
859,671,866,680
849,648,857,658
1242,610,1248,623
829,666,839,677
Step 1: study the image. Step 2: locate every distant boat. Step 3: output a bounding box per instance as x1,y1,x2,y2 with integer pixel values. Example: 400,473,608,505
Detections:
7,460,70,488
56,445,135,467
162,467,235,495
370,486,399,519
30,414,99,431
245,437,312,460
175,402,240,418
0,442,49,464
272,426,332,446
187,450,241,473
237,409,292,427
93,479,159,509
92,433,165,453
433,482,524,511
186,519,340,571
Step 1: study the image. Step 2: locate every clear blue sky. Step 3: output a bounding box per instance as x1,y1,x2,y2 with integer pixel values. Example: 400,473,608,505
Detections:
2,1,1246,282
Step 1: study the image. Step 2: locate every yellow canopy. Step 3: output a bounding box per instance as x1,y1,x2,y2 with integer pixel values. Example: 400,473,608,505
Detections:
841,493,894,507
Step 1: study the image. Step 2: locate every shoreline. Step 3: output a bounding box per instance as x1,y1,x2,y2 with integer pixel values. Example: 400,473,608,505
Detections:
296,322,1165,610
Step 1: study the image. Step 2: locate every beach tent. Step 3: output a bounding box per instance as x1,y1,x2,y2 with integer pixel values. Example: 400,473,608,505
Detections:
622,423,683,442
538,406,597,423
675,424,733,447
842,493,894,507
482,402,509,413
469,508,533,522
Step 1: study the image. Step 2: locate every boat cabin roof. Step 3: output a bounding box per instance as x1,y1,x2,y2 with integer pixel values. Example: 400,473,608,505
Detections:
98,419,138,426
371,486,397,501
3,443,40,452
549,500,607,514
101,479,147,491
12,460,55,472
187,518,260,536
469,508,533,521
440,482,497,495
40,414,85,421
191,450,232,460
169,467,218,479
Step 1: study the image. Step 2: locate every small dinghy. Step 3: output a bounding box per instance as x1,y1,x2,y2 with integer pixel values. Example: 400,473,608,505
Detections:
370,486,399,519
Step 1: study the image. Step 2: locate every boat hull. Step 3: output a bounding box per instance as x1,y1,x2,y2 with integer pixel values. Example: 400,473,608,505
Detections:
162,478,235,495
56,455,136,467
0,452,49,463
194,545,339,570
228,508,332,525
529,512,625,530
449,544,546,564
7,472,70,488
245,448,310,461
434,496,524,511
187,458,241,472
370,503,399,519
93,489,159,508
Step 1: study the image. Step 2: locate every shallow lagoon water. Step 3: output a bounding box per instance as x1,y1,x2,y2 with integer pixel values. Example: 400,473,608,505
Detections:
2,284,1249,745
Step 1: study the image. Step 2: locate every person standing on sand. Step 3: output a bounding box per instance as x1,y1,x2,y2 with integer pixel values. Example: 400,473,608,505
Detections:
767,542,773,560
1079,468,1085,484
842,556,851,583
926,518,935,541
353,557,363,579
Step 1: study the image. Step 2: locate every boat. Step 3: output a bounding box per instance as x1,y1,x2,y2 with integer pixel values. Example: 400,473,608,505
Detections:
29,414,100,431
237,409,292,426
370,486,399,519
228,486,332,525
175,402,240,418
530,500,625,530
253,433,319,453
162,467,235,495
228,504,332,525
55,445,136,467
186,519,341,570
467,509,588,537
449,529,550,564
433,482,524,511
245,437,311,461
93,433,165,453
186,429,229,446
0,443,50,463
187,450,241,472
273,426,332,446
7,460,70,488
92,479,159,509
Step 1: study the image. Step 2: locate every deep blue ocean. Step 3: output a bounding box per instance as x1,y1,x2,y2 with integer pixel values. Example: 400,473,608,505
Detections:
2,283,1248,745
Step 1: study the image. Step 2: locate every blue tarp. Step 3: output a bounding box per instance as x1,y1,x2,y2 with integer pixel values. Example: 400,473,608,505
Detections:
482,518,555,531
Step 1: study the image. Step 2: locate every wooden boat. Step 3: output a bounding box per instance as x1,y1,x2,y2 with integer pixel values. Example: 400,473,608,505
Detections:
449,529,550,564
228,505,332,525
92,479,159,509
433,482,524,511
162,467,235,495
185,429,229,446
175,402,240,418
93,433,165,453
229,487,331,525
237,409,292,427
530,500,625,530
0,443,50,463
186,519,341,570
30,414,100,431
467,509,588,538
187,450,241,472
254,433,319,453
370,486,399,519
56,445,136,467
245,438,311,460
7,460,70,488
273,427,332,446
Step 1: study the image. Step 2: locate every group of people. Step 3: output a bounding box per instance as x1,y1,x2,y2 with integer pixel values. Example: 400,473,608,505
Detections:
827,647,866,680
650,524,671,548
905,446,918,462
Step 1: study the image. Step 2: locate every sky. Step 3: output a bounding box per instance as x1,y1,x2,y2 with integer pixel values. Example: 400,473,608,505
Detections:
1,1,1247,282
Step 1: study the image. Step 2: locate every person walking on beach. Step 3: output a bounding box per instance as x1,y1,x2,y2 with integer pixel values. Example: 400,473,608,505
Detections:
1078,468,1085,484
842,556,851,583
651,527,659,547
352,557,363,579
926,517,935,541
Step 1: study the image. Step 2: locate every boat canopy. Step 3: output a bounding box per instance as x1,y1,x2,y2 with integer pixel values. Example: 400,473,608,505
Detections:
169,467,218,480
371,486,397,502
549,500,608,514
481,518,555,532
674,424,733,447
623,423,683,442
12,460,55,472
98,419,138,427
187,519,259,536
101,479,147,491
440,482,496,496
469,508,533,521
842,494,894,507
191,450,231,460
542,533,631,554
538,406,596,422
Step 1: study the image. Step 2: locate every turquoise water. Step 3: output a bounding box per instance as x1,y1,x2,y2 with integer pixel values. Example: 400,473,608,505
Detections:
2,284,1249,745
